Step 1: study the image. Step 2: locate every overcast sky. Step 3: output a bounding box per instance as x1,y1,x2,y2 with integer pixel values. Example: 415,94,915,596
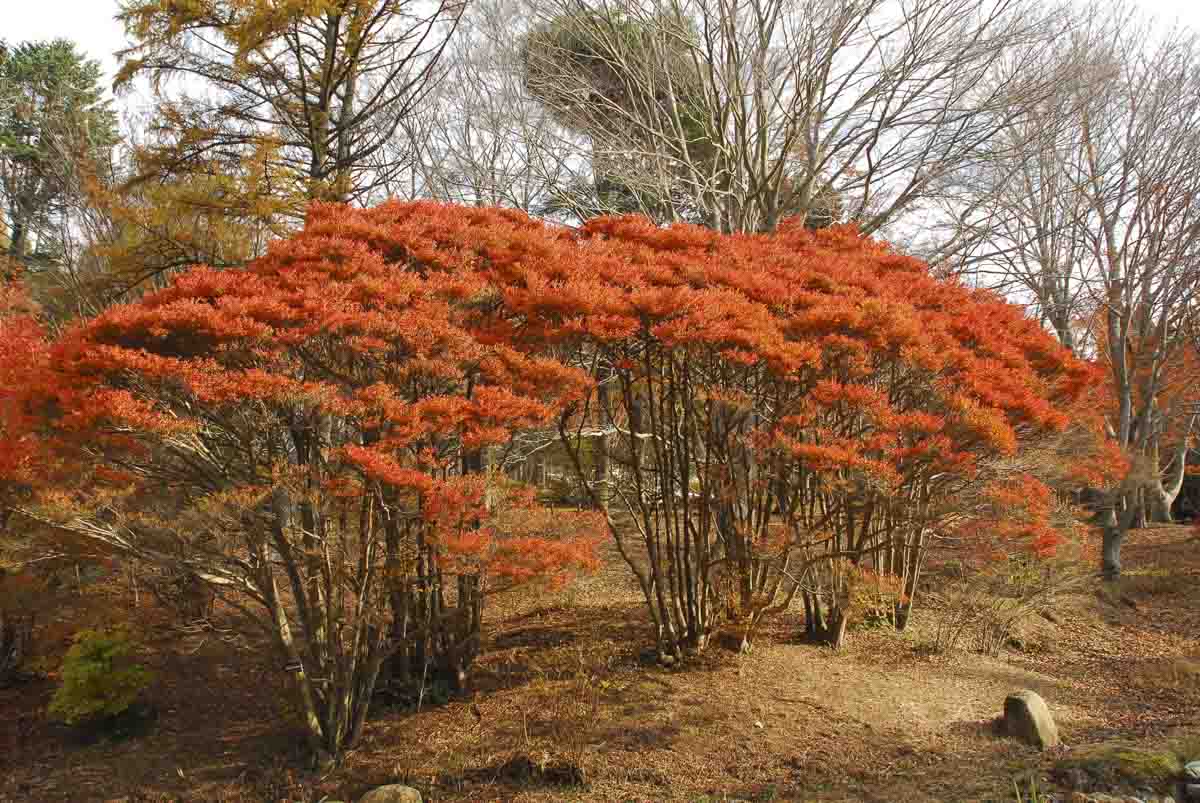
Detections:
6,0,1200,90
4,0,1198,162
7,3,129,82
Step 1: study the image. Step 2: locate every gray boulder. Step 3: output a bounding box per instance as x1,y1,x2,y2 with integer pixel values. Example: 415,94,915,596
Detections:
359,786,423,803
1002,690,1060,749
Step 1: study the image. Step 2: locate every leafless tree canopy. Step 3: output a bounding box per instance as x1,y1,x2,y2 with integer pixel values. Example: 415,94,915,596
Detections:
415,0,1068,233
926,3,1200,573
391,0,584,212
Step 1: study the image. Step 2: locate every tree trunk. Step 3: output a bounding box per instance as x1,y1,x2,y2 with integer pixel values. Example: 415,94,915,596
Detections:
827,607,848,649
6,211,26,265
265,575,327,760
1101,522,1123,580
1099,495,1137,580
0,609,33,686
1148,483,1174,523
891,529,925,632
1130,486,1148,529
802,590,848,649
595,383,611,512
383,561,483,699
1149,438,1189,523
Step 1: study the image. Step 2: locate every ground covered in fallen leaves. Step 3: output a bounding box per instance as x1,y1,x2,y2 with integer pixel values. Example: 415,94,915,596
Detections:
2,526,1198,802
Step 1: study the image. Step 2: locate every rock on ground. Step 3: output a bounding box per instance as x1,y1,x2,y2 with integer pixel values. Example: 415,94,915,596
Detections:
1003,689,1060,749
359,785,423,803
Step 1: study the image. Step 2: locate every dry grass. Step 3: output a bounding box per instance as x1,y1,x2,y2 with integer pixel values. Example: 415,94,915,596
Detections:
2,527,1199,802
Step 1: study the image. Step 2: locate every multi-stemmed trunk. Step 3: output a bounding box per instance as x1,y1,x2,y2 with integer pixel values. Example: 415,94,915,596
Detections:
254,522,388,768
383,443,486,698
559,350,798,661
801,588,848,649
1148,438,1189,523
888,528,927,633
384,543,483,697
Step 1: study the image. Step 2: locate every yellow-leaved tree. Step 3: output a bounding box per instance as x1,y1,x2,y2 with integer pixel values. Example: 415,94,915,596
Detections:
97,0,464,295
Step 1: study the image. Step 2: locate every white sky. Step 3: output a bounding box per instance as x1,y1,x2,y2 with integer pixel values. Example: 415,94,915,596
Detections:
6,0,1200,90
5,3,128,83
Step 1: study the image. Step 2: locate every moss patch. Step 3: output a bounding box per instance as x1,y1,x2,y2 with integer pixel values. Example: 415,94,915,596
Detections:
1055,743,1182,789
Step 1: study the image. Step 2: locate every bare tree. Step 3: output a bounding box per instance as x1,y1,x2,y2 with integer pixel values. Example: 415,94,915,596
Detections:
517,0,1065,234
382,0,594,219
915,67,1097,351
928,5,1200,575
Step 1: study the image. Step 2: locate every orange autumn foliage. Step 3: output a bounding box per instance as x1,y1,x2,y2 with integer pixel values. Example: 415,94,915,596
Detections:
33,208,604,593
245,201,1109,653
2,199,1108,717
0,284,46,501
0,204,607,758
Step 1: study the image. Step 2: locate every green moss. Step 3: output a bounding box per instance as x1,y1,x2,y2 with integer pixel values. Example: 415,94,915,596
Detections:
1057,743,1182,788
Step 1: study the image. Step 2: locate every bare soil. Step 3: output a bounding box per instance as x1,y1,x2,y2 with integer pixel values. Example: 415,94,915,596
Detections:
2,526,1198,802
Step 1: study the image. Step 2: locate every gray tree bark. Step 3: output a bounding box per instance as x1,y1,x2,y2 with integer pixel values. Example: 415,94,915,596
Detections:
1149,438,1190,523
